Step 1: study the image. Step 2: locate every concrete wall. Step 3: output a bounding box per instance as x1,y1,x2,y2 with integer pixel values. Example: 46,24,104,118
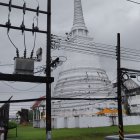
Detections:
123,116,140,126
53,117,65,129
33,120,40,128
52,116,140,129
67,117,76,128
79,116,111,128
40,119,46,128
53,116,111,128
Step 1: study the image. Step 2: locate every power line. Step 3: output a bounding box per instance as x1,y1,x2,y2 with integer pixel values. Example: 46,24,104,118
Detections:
54,34,140,56
55,37,140,62
0,97,46,103
0,97,117,104
55,34,140,62
10,104,32,106
0,91,45,94
7,32,19,50
52,97,117,101
1,81,42,91
61,44,140,62
0,64,14,66
127,0,140,4
50,34,140,64
0,90,46,94
121,47,140,54
0,2,48,14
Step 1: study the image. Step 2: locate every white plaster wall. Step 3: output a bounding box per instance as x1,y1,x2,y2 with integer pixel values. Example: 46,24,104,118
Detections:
92,117,111,127
106,116,140,126
53,116,140,129
52,118,57,128
67,117,76,128
55,117,64,129
33,120,40,128
122,116,140,126
79,116,93,128
54,116,112,128
60,51,101,71
40,119,46,128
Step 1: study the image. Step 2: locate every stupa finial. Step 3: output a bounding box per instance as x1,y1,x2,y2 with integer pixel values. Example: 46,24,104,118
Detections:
71,0,88,37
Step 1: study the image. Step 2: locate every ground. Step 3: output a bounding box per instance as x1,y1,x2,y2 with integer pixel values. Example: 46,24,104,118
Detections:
8,125,45,140
7,125,140,140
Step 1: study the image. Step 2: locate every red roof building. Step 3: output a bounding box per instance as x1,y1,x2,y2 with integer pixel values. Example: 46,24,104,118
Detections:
31,96,46,128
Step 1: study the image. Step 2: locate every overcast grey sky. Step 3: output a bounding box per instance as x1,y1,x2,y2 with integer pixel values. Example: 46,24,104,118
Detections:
0,0,140,115
52,0,140,79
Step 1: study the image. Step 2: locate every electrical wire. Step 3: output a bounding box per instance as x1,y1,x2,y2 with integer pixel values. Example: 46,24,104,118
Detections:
127,0,140,4
121,51,140,58
59,35,140,56
30,0,40,58
33,32,37,52
0,64,14,66
59,40,140,62
121,47,140,54
53,34,140,63
0,97,46,103
23,31,27,58
30,16,38,58
7,32,19,57
5,0,20,57
61,45,115,57
7,31,18,50
1,81,42,91
21,0,27,58
55,33,139,52
10,104,33,106
34,65,45,74
52,98,117,110
0,91,45,94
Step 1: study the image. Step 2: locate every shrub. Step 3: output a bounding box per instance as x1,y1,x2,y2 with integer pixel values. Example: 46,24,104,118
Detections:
8,121,17,129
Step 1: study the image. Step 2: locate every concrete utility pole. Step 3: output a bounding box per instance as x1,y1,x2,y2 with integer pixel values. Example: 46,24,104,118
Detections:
46,0,52,140
117,33,124,140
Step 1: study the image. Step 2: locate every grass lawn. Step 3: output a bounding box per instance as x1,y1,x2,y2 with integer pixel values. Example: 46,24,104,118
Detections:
8,125,140,140
8,125,46,140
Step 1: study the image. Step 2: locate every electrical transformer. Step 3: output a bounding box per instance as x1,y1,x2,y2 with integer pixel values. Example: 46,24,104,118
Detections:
14,58,34,75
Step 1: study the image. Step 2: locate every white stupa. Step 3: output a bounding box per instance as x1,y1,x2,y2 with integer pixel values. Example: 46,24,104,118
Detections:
52,0,116,127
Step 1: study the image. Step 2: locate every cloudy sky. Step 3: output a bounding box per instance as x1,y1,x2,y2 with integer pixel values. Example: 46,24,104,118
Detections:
51,0,140,79
0,0,140,115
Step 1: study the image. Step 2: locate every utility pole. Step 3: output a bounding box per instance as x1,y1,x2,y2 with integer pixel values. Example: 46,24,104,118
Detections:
46,0,52,140
0,1,53,140
116,33,124,140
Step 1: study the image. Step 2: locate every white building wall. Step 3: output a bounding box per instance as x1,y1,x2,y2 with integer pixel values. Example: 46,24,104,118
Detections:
79,116,93,128
40,119,46,128
53,116,140,129
67,117,76,128
33,120,40,128
55,117,64,129
53,116,112,128
52,118,57,128
123,116,140,126
91,117,111,127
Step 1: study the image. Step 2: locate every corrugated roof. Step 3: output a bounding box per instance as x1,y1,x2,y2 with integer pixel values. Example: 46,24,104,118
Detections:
31,96,46,109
